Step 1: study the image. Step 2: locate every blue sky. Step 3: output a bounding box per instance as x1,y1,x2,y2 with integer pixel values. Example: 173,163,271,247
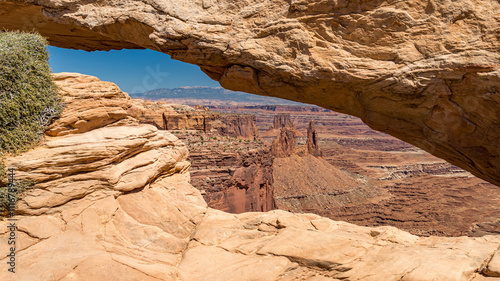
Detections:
48,46,220,94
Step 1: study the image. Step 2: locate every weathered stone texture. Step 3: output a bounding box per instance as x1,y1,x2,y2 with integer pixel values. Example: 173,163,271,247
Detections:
0,73,499,280
306,120,322,157
212,114,259,139
0,0,498,185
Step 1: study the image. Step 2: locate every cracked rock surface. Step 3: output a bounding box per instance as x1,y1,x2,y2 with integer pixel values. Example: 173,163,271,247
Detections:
0,0,499,186
1,74,499,280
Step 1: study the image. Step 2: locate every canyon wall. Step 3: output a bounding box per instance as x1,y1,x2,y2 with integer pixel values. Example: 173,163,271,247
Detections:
163,111,214,131
0,0,499,186
186,140,275,214
273,154,383,214
263,113,303,138
212,114,259,139
201,148,275,213
1,73,499,280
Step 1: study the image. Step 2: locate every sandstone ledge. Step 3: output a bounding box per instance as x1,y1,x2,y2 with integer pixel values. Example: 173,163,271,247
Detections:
0,73,499,280
1,192,500,280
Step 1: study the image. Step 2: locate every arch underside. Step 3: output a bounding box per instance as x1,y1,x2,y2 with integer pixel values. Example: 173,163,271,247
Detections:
1,0,499,186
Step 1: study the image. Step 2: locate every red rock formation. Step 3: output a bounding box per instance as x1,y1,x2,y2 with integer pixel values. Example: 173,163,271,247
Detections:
271,113,295,129
305,121,322,157
188,117,329,215
162,112,215,132
271,126,297,158
124,99,219,132
201,148,276,213
271,117,323,158
263,113,303,138
212,114,259,139
2,0,500,188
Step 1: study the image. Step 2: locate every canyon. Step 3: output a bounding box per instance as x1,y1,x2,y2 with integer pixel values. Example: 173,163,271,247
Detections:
71,84,498,237
0,0,499,187
1,73,499,280
59,77,494,239
168,103,499,237
0,0,499,279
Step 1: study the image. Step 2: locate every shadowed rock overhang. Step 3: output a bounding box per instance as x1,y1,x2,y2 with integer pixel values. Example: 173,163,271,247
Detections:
0,0,499,186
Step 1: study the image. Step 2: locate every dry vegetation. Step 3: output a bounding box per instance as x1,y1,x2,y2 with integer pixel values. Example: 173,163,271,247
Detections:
0,31,63,213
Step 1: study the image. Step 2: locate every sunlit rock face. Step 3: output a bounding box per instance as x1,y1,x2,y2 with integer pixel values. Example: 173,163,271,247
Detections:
0,73,499,280
0,1,499,186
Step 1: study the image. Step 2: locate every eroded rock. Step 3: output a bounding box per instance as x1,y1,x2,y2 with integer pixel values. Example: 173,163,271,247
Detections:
305,120,322,157
271,126,298,158
0,74,499,280
1,0,499,186
263,113,303,138
212,114,259,139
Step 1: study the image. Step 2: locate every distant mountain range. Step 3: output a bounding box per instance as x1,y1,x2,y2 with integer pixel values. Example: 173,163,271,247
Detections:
130,86,307,106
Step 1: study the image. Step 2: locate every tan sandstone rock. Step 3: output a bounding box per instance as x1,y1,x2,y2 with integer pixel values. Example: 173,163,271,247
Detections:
0,0,499,186
484,249,500,277
185,208,500,281
0,74,498,280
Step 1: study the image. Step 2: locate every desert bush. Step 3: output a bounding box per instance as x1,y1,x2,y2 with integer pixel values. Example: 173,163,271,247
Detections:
0,31,63,153
0,31,63,214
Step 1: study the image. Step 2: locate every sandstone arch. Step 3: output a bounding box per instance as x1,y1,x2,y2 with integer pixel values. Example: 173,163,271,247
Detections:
1,0,499,186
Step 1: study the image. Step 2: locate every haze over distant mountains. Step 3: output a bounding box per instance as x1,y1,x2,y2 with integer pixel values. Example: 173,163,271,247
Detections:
130,86,307,106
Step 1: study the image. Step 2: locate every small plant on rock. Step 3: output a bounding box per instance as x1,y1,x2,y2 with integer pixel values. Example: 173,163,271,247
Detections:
0,31,63,214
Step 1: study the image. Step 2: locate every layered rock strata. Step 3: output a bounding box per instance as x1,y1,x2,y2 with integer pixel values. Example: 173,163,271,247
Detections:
162,111,214,131
211,104,500,237
0,73,499,280
212,114,259,139
271,126,298,158
263,113,303,138
201,148,276,213
1,0,499,186
303,120,323,157
46,72,205,135
273,154,384,214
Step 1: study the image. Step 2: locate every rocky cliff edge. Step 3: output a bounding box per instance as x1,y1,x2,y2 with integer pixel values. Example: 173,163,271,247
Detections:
0,74,499,281
0,0,499,187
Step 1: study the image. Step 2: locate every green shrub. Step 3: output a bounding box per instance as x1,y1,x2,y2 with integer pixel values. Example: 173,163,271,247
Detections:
0,31,63,153
0,31,63,214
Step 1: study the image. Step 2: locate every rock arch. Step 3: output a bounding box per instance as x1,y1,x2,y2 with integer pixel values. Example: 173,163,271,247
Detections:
1,0,499,186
